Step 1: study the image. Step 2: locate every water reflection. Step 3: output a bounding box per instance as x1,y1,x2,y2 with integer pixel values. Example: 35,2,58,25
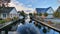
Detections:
17,15,59,34
17,21,40,34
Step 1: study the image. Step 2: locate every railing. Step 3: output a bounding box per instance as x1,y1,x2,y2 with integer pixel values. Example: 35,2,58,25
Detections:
30,16,60,34
0,19,20,34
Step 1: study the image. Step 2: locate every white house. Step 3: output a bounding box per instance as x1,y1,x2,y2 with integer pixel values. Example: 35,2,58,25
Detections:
36,7,54,18
0,7,19,19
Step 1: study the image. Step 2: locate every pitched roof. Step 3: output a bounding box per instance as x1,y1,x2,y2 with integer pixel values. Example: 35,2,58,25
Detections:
0,7,15,13
36,7,51,13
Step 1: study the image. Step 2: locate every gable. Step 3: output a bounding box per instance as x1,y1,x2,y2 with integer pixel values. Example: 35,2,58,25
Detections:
46,7,54,14
10,8,17,14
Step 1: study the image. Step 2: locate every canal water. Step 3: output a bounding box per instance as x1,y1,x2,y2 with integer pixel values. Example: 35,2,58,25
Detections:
17,15,59,34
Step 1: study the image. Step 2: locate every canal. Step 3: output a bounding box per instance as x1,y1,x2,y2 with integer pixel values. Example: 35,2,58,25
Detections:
0,15,60,34
16,15,59,34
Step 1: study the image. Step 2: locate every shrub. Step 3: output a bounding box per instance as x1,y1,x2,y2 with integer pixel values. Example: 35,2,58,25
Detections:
33,12,37,16
53,11,60,18
5,18,12,22
29,13,33,16
44,13,48,17
13,17,18,20
38,13,42,16
0,20,6,24
48,20,52,25
20,11,26,17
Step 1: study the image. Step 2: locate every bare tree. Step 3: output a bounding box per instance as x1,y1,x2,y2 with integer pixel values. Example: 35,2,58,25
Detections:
0,0,11,7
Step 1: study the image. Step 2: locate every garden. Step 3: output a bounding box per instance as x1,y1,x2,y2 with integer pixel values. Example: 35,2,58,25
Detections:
0,17,19,27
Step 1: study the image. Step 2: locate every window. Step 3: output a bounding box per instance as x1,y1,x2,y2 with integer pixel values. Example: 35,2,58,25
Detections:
3,13,6,18
10,14,12,17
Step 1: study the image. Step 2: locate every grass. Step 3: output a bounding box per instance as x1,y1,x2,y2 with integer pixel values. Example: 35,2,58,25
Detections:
0,20,6,24
53,22,60,24
0,17,19,24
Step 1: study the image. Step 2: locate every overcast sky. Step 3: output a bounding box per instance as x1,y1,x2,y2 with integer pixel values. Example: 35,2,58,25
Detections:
9,0,60,11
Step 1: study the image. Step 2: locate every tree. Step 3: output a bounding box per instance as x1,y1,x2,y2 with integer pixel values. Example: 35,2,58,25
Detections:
0,0,10,7
29,13,32,16
33,12,37,16
5,0,11,7
38,13,42,16
53,11,60,18
20,10,26,18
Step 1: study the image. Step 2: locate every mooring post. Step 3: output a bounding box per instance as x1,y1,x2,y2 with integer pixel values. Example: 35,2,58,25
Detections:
0,30,1,34
5,29,8,34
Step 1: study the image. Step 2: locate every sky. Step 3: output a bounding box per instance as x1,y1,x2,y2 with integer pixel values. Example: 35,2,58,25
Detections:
9,0,60,11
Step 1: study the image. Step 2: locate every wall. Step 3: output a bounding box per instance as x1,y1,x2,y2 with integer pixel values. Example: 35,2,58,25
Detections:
9,8,19,18
47,8,54,14
0,13,8,19
46,8,54,18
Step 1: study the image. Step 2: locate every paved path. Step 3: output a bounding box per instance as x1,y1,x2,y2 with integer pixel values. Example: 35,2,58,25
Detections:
31,16,60,33
8,31,17,34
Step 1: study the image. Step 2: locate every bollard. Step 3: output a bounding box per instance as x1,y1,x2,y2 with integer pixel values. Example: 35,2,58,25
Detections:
0,30,1,34
5,30,8,34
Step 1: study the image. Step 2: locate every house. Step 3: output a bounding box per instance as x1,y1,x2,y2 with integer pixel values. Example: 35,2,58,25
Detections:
36,7,54,18
0,7,19,19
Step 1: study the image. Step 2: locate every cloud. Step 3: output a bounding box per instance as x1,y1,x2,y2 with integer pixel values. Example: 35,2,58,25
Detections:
27,5,32,7
9,0,34,11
